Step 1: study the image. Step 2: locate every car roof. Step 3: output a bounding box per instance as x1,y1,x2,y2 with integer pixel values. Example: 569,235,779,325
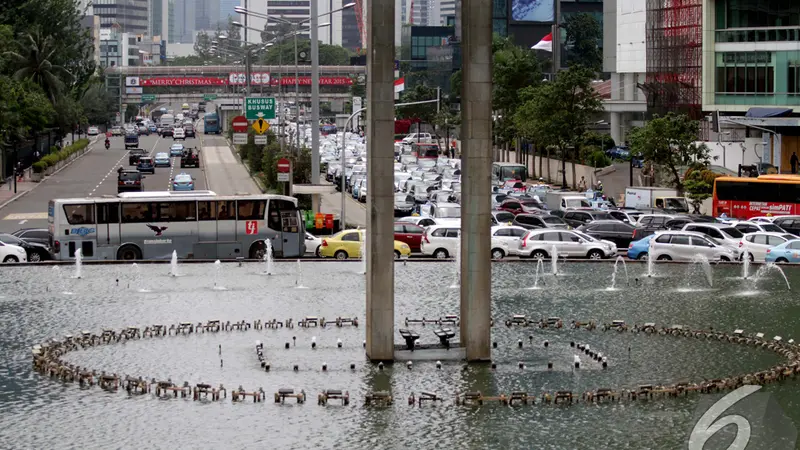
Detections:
682,222,734,229
584,220,630,225
743,231,792,237
491,225,525,232
654,230,709,238
156,152,168,156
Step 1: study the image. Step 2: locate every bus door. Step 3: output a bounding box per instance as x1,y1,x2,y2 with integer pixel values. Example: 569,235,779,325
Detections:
213,200,239,258
266,200,285,256
96,202,121,251
61,203,97,259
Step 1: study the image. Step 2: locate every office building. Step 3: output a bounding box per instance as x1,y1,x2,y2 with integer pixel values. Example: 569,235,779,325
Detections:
438,0,456,25
99,28,141,67
341,4,361,51
171,0,195,43
196,0,221,31
92,0,149,35
240,0,347,46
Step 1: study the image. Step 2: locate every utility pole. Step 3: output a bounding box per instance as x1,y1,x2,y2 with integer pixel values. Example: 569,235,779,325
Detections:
311,0,321,196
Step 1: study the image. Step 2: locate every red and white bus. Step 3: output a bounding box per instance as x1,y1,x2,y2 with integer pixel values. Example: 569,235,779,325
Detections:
713,175,800,219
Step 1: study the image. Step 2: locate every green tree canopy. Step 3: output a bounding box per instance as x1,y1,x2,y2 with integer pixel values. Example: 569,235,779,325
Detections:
563,13,603,72
259,39,352,66
194,31,214,60
627,112,710,194
396,83,438,123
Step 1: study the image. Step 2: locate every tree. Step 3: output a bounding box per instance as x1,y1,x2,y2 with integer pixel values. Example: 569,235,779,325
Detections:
349,76,365,100
396,83,438,123
684,165,720,213
262,22,294,44
563,13,603,72
225,16,241,43
5,30,72,103
194,31,213,59
514,65,603,188
260,40,352,66
627,112,710,194
0,76,55,147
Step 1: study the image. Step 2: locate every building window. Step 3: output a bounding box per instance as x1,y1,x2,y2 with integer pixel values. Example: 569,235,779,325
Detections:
717,0,800,29
789,66,800,94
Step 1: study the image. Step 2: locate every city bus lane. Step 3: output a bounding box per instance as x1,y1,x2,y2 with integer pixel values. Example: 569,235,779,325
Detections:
0,137,136,232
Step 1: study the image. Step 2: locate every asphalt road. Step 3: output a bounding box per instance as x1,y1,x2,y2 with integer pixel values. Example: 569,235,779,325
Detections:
0,103,220,233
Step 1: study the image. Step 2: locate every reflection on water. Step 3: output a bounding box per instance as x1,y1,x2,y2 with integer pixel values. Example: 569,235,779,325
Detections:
1,261,800,449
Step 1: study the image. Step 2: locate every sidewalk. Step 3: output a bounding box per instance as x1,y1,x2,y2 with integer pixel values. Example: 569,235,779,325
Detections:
0,179,38,209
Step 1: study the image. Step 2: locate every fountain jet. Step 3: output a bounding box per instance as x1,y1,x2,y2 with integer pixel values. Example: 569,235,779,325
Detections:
264,239,274,275
609,256,629,290
170,250,179,277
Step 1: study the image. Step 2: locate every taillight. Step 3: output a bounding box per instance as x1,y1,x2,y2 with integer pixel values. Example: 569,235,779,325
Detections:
54,240,60,253
322,240,328,247
629,243,634,249
118,181,124,185
134,180,140,184
738,241,743,247
632,230,638,239
766,249,771,253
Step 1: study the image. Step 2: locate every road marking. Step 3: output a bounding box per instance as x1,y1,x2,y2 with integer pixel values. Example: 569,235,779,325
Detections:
3,213,48,220
89,150,133,197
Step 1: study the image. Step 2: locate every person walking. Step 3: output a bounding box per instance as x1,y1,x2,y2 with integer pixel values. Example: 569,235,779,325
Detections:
578,176,587,191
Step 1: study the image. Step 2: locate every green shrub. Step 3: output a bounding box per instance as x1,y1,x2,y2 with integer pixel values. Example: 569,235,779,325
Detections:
587,150,611,168
32,161,47,173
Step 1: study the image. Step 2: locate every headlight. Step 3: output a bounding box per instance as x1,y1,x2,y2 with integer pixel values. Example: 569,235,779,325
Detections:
401,244,409,249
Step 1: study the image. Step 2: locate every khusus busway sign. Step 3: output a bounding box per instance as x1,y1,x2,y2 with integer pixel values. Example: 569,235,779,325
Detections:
245,97,276,120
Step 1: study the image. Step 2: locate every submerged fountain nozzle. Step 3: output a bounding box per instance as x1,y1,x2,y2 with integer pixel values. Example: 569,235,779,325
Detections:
311,336,317,349
337,338,342,348
436,360,442,369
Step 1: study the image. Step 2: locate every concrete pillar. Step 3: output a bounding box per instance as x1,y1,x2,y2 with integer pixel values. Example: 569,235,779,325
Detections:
460,0,492,362
610,112,622,146
365,0,395,362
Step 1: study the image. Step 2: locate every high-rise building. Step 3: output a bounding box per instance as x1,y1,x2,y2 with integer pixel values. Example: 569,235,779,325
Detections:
241,0,345,46
341,4,361,51
170,0,195,43
438,0,456,25
196,0,220,31
410,0,436,26
92,0,149,35
219,0,239,24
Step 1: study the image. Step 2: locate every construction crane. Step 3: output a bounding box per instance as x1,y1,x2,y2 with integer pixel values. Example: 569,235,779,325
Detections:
354,0,366,50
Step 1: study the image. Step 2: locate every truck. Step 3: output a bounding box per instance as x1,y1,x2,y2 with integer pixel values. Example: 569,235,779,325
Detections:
624,187,689,213
124,132,139,149
545,191,592,211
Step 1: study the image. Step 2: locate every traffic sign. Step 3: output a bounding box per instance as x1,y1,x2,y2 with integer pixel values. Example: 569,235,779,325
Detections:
141,94,156,102
254,134,267,145
252,118,270,135
277,173,290,182
232,115,248,133
277,158,291,173
203,94,218,101
245,97,276,120
233,133,248,145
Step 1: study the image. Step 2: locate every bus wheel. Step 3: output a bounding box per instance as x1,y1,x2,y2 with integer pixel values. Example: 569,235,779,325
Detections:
249,241,267,260
117,245,142,261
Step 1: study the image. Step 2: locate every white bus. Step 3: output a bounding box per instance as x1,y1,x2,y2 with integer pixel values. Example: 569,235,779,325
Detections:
48,192,304,260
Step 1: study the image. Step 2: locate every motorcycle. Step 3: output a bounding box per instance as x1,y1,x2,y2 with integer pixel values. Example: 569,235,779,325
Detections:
105,140,110,150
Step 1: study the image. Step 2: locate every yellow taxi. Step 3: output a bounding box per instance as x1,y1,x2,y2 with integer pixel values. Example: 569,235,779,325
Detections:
319,229,411,260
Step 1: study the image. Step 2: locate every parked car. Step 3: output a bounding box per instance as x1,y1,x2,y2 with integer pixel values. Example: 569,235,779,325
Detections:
136,156,155,174
304,232,322,257
497,198,546,216
681,223,744,253
517,229,616,260
730,220,785,234
0,233,52,262
171,172,195,191
765,239,800,263
396,216,438,228
319,229,411,259
649,231,735,262
608,210,642,224
420,225,460,259
0,241,27,263
577,220,636,249
769,216,800,236
512,214,569,230
394,194,416,217
738,232,797,261
394,222,426,251
490,225,528,258
561,210,614,228
154,152,171,167
11,228,50,247
627,234,655,260
491,211,516,226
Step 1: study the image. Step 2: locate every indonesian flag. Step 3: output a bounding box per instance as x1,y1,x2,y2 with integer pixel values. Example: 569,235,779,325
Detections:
531,33,553,52
394,77,405,93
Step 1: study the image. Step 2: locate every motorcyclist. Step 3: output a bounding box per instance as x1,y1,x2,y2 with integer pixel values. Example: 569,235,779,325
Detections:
105,137,110,149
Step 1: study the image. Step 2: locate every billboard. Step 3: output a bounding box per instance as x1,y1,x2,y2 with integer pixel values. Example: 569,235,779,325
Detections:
228,72,271,85
511,0,555,23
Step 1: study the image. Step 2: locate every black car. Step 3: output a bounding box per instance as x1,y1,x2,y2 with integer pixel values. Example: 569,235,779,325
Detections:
118,169,144,192
0,233,52,261
128,148,147,165
772,216,800,236
180,149,200,168
577,220,636,249
394,194,415,217
161,127,174,137
562,210,614,228
632,214,717,240
184,124,196,138
11,228,50,247
137,157,155,174
512,213,569,230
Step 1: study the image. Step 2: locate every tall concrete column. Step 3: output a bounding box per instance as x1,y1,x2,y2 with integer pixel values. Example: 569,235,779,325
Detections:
365,0,395,362
460,0,493,361
610,112,622,146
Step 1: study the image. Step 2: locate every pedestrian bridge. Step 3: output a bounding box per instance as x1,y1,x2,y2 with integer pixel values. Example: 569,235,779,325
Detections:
120,91,353,104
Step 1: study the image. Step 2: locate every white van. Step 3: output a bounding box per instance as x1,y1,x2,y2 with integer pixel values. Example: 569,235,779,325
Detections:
420,225,460,258
402,133,432,145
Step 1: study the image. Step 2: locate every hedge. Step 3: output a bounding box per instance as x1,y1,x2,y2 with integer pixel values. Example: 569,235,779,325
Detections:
34,139,91,172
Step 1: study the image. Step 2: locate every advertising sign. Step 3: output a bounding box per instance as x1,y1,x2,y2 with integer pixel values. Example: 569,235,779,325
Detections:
140,77,228,86
270,76,353,86
126,76,140,86
126,87,143,94
229,72,271,85
511,0,555,22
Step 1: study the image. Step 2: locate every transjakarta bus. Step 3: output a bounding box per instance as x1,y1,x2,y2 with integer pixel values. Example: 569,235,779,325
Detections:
492,162,528,185
713,175,800,219
48,192,303,260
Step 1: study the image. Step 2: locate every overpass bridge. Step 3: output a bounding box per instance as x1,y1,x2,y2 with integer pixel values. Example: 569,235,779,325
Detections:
120,91,353,104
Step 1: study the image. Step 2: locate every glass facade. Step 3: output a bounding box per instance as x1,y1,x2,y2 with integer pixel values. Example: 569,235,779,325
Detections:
493,0,508,36
713,0,800,106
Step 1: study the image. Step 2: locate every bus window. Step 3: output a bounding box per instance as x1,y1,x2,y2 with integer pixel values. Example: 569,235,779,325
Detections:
198,201,216,221
216,201,235,220
97,204,120,224
156,201,196,221
64,204,95,225
237,200,267,221
121,203,153,223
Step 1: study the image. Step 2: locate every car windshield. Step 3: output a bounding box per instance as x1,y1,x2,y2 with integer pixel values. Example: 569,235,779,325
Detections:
0,234,23,245
721,227,744,238
119,172,140,181
175,174,191,182
435,207,461,218
171,144,183,149
139,158,152,163
543,216,565,224
761,224,783,232
394,194,410,202
156,153,168,158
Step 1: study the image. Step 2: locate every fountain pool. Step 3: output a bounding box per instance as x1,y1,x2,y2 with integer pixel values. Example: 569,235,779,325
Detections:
2,260,800,449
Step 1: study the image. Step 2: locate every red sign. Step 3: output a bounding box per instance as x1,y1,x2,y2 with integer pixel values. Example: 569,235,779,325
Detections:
232,115,248,133
140,77,228,86
270,76,353,86
714,200,798,219
245,221,258,235
277,158,291,173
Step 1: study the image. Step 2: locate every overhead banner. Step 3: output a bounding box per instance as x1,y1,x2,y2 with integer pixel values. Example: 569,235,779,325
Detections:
126,76,140,86
271,76,353,86
140,77,228,86
125,87,143,94
229,72,271,85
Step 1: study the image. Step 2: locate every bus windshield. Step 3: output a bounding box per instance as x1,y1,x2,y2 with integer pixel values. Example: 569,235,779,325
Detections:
494,164,528,183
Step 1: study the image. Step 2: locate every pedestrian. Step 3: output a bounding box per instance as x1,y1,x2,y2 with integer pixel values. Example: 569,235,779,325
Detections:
791,151,798,174
450,139,457,159
15,162,24,182
578,176,587,191
33,150,41,162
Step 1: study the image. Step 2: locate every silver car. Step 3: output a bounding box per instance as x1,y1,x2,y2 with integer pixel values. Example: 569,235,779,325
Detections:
649,231,735,262
517,229,616,260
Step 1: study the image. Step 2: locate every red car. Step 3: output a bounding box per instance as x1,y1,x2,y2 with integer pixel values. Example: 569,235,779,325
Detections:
393,222,426,251
497,198,545,215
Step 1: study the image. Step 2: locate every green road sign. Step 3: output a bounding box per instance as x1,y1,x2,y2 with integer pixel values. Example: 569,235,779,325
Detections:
245,97,276,120
203,94,218,101
141,94,156,102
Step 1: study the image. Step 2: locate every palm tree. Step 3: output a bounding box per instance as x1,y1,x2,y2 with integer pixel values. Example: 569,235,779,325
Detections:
5,30,72,103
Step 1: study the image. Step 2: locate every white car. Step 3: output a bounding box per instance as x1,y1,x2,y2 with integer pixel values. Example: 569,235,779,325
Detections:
748,216,779,223
418,202,461,226
87,126,100,136
517,229,616,260
649,230,735,262
420,224,460,259
397,216,438,228
0,241,28,263
738,232,797,262
304,232,322,257
490,225,528,259
730,221,785,234
681,223,744,255
173,127,186,140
